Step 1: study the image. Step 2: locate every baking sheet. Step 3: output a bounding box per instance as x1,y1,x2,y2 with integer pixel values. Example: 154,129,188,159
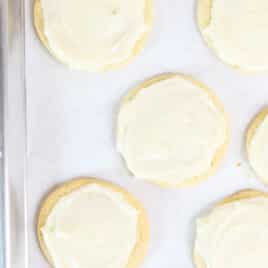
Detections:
24,0,268,267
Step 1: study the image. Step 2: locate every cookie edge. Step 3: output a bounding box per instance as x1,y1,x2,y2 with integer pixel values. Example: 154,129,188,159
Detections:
246,107,268,185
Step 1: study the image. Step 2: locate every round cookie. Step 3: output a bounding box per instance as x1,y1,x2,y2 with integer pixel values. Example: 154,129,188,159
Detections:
194,189,268,268
34,0,152,71
246,107,268,185
117,73,229,188
197,0,268,72
37,177,149,268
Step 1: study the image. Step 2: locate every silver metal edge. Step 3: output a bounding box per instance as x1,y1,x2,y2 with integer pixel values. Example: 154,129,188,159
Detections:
4,0,28,267
0,1,10,268
0,1,8,266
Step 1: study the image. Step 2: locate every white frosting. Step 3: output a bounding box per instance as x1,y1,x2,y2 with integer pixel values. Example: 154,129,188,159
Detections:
248,114,268,183
117,76,227,185
195,196,268,268
42,184,138,268
202,0,268,71
40,0,149,70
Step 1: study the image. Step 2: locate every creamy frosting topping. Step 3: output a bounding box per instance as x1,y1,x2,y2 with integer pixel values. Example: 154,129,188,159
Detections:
195,196,268,268
202,0,268,71
42,184,138,268
117,76,227,185
248,114,268,183
40,0,149,70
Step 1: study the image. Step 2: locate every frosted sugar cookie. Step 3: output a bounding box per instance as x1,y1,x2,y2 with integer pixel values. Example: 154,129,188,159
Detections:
197,0,268,72
194,190,268,268
34,0,152,71
37,178,149,268
117,74,229,187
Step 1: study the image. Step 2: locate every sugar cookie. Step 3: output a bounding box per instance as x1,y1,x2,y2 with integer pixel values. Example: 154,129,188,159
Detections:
37,178,149,268
117,74,229,187
34,0,152,71
194,190,268,268
197,0,268,72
